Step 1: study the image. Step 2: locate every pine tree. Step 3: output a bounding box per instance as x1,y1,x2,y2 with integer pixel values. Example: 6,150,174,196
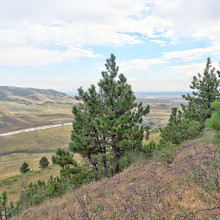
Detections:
20,162,30,173
0,191,7,220
182,57,220,123
160,108,203,145
39,157,49,168
67,54,149,177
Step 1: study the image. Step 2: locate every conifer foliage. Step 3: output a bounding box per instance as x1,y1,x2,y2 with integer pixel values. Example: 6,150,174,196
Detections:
20,162,30,174
182,57,220,123
160,57,219,147
160,108,203,145
39,157,49,168
68,54,149,177
206,99,220,147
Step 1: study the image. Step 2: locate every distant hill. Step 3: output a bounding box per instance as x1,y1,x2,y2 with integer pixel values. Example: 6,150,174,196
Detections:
0,86,79,133
0,86,73,103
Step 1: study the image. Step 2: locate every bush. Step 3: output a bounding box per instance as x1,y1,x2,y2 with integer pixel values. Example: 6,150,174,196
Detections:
156,142,177,167
39,157,49,168
60,162,96,187
118,150,146,171
20,162,30,174
0,191,17,219
141,141,157,158
18,176,67,209
160,108,203,145
206,99,220,147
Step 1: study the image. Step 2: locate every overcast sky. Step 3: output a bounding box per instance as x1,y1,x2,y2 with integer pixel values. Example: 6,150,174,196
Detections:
0,0,220,92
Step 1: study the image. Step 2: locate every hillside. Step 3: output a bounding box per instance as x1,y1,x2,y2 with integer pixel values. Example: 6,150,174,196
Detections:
0,86,70,102
14,135,220,219
0,86,79,133
0,127,160,203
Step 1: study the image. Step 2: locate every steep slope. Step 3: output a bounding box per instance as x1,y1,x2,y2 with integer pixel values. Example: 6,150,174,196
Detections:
0,86,79,133
14,136,220,219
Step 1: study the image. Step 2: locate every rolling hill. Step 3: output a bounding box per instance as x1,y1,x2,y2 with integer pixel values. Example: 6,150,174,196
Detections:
0,86,79,133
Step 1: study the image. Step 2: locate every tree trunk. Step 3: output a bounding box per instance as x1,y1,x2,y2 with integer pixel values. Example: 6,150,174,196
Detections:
102,155,108,177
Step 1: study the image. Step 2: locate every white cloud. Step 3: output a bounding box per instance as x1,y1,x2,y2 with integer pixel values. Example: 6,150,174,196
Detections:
0,0,175,66
154,0,220,44
120,58,168,73
0,46,99,66
0,0,220,93
163,45,220,61
118,44,220,75
170,61,220,76
150,39,168,46
170,63,205,77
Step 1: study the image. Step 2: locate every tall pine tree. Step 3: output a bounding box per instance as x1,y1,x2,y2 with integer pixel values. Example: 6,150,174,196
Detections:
68,54,149,177
182,57,220,123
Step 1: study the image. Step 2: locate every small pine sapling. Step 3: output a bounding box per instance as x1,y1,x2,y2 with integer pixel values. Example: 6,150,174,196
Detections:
39,157,50,168
20,162,30,173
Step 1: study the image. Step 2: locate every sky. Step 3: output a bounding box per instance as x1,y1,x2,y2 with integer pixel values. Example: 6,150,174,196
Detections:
0,0,220,92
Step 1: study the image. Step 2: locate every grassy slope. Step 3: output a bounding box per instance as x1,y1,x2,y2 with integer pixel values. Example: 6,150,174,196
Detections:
0,86,79,133
14,135,220,220
0,125,72,156
0,126,72,181
0,163,60,202
0,154,82,202
0,126,72,201
0,128,160,204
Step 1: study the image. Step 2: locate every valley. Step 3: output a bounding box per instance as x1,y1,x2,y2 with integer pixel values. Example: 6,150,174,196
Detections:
0,87,185,203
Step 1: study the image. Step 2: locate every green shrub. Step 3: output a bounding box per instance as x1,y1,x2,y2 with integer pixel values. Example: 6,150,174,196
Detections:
19,176,67,209
0,191,16,219
60,162,96,187
141,141,157,158
118,150,146,171
160,108,203,145
206,99,220,147
20,162,30,174
39,156,49,168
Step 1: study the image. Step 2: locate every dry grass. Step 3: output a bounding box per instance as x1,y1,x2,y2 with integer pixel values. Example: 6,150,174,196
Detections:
0,153,82,202
13,137,220,220
143,130,161,145
0,86,80,133
0,163,60,202
0,126,72,157
0,125,75,202
0,101,76,133
0,153,55,180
